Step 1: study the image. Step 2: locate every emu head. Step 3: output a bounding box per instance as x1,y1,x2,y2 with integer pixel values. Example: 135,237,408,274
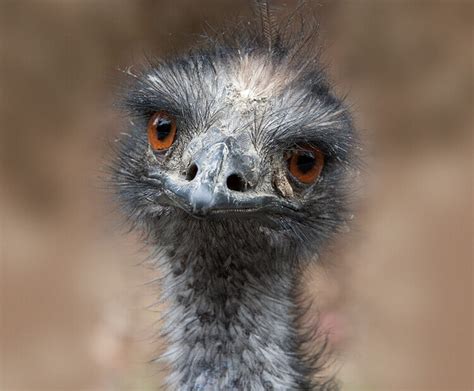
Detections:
114,22,356,261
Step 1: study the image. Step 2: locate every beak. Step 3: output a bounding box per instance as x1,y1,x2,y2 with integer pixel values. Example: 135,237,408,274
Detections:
148,139,298,217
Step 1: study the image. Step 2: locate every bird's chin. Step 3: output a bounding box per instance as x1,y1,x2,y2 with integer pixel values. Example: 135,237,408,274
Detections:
142,202,316,258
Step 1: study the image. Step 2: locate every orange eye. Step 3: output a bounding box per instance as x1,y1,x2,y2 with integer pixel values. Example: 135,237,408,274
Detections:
287,146,324,184
147,111,177,151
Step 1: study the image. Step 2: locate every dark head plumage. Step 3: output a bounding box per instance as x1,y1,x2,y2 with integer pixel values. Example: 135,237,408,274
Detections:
114,2,356,255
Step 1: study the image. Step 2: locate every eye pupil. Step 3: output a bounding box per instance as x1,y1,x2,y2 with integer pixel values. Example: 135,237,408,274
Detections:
296,153,315,174
156,119,172,141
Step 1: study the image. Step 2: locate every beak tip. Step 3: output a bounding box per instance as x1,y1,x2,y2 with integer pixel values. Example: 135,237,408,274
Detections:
190,184,214,215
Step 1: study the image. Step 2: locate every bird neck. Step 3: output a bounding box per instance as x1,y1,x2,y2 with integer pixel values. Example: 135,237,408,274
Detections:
159,237,317,390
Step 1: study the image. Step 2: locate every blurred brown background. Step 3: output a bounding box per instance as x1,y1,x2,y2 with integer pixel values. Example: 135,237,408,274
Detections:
1,1,472,390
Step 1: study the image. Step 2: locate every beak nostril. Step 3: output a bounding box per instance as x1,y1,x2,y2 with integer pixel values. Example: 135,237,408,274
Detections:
186,163,198,181
226,174,248,192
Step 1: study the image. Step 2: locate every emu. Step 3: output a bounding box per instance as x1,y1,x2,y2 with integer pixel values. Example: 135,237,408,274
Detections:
113,2,357,389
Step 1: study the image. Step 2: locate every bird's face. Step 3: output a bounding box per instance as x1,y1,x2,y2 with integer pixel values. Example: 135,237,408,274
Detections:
114,53,355,253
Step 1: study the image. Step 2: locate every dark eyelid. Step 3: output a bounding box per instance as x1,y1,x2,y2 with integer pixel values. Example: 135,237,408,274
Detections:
281,141,328,156
123,89,180,119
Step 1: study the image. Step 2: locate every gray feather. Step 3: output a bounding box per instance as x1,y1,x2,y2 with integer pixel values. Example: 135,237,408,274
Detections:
254,0,278,51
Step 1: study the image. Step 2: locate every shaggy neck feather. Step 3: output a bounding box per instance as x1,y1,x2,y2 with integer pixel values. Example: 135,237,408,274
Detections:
159,235,313,390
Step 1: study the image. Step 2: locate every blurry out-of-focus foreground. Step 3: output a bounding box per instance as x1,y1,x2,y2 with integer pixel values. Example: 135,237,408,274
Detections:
1,1,472,390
